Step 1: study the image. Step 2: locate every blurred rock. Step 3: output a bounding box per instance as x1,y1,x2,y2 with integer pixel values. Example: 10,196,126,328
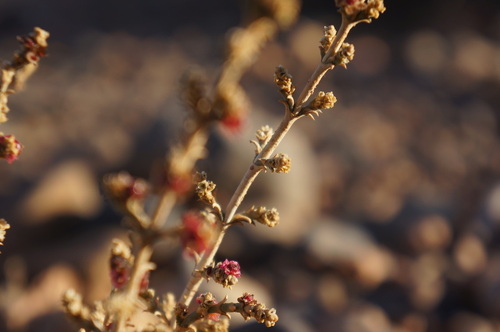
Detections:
18,160,102,223
4,264,81,330
408,253,447,310
306,218,395,288
453,233,488,275
448,311,495,332
407,214,452,253
342,302,393,332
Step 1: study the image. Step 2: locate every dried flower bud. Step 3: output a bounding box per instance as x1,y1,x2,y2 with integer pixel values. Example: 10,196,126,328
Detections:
201,259,242,288
0,134,22,163
274,65,295,98
251,125,274,155
259,153,291,173
0,69,15,122
0,219,10,250
196,292,220,321
236,293,278,327
320,25,337,58
103,173,150,227
238,293,257,306
15,27,49,65
307,91,337,112
245,206,280,227
103,172,149,204
260,307,279,327
256,125,274,145
195,177,217,205
336,0,386,23
180,211,216,256
334,43,355,68
110,239,133,290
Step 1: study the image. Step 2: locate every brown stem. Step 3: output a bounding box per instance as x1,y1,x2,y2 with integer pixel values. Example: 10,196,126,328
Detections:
175,13,359,328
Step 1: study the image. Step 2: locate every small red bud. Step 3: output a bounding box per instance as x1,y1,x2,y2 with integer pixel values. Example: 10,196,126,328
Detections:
0,135,23,163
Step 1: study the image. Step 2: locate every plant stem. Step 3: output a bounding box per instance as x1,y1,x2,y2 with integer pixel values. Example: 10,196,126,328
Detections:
294,18,353,111
176,13,356,324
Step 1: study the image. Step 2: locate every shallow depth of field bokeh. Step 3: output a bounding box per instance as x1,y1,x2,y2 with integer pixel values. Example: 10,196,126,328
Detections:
1,1,500,331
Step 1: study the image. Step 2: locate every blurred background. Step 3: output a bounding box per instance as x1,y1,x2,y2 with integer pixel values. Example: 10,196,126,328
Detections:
0,0,499,331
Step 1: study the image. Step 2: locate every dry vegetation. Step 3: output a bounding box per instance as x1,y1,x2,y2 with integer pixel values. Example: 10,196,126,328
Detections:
0,0,499,332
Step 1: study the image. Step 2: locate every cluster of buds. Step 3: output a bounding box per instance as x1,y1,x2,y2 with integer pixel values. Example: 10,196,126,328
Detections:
251,125,274,155
194,172,223,219
0,134,23,164
0,219,10,251
109,239,133,291
335,0,386,23
319,25,337,59
177,293,278,329
12,27,49,67
195,293,221,322
237,293,279,327
199,259,242,288
110,239,151,294
180,210,217,256
62,289,111,331
238,205,280,228
62,289,92,327
300,91,337,119
1,27,49,122
102,172,150,227
258,152,291,173
194,172,217,206
334,43,355,68
274,65,295,107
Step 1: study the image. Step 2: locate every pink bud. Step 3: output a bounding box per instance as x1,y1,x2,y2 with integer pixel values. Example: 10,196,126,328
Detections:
0,135,23,163
218,259,241,278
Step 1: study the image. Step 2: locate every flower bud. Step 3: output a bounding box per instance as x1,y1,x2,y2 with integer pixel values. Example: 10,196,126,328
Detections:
335,0,386,23
103,172,149,211
0,219,10,249
260,153,291,174
0,134,22,163
110,239,133,290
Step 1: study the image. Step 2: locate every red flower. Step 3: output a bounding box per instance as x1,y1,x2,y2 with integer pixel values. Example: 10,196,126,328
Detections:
0,135,22,164
217,259,241,278
180,211,215,256
238,293,257,305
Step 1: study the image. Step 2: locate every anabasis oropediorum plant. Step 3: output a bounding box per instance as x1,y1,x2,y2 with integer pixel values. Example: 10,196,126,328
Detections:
0,26,50,252
4,1,387,331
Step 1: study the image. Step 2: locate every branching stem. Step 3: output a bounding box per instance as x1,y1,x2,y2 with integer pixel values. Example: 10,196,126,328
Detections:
175,16,356,317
